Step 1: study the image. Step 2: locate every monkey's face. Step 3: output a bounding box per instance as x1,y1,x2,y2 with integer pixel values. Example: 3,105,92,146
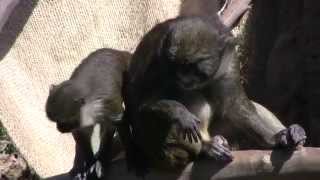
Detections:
174,57,220,90
46,83,84,132
165,18,224,90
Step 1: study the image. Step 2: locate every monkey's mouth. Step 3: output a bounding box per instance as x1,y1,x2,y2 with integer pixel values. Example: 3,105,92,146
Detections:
176,72,209,91
177,78,208,91
57,122,75,133
178,82,198,91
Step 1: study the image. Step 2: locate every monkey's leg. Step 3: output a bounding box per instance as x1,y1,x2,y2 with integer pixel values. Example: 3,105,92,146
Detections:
96,127,116,173
226,98,306,148
201,135,233,162
81,131,115,180
213,37,306,149
70,128,95,178
73,127,116,180
126,100,202,176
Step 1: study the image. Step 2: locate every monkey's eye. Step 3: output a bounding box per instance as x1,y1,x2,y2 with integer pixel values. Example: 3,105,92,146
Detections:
74,98,85,105
197,59,214,76
178,63,195,74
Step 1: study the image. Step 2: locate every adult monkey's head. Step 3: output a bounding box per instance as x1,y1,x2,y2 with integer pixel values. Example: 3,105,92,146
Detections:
162,17,233,90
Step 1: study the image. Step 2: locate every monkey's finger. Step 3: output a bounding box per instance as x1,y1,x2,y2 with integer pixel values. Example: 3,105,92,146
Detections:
187,130,194,143
182,130,188,141
289,124,306,145
279,133,288,146
193,116,201,124
290,127,298,145
213,144,228,154
210,149,229,162
212,141,231,152
221,152,234,162
221,148,233,160
209,149,222,160
191,129,199,143
213,145,233,162
193,126,202,142
213,135,226,145
214,135,230,149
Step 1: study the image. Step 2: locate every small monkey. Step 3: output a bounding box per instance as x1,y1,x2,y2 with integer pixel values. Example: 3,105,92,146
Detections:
46,48,131,179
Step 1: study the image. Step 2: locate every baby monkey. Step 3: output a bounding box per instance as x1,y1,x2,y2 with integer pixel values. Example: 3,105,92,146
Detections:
46,48,131,179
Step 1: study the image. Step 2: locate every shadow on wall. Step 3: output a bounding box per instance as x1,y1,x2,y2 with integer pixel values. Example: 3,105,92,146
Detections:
0,0,39,61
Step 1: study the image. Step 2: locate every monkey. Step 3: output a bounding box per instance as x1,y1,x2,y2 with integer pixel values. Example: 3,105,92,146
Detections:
45,48,131,179
119,15,307,176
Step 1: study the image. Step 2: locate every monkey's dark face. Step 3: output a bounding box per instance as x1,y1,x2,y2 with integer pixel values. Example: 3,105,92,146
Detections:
173,56,221,91
164,18,224,91
46,82,84,132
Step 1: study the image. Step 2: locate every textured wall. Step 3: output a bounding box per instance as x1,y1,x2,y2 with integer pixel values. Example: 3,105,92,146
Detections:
0,0,182,177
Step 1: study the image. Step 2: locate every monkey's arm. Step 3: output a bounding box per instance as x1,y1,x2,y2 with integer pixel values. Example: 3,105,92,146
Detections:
217,80,306,148
213,43,306,148
223,92,285,147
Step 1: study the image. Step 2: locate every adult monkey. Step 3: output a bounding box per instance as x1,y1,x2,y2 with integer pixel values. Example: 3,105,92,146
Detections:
46,48,131,179
120,15,307,176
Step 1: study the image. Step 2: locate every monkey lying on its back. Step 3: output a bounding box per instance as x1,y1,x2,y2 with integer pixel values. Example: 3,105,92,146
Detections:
46,48,131,179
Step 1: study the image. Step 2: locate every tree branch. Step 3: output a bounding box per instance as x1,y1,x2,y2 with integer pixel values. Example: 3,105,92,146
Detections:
218,0,252,28
47,148,320,179
102,147,320,180
179,0,252,29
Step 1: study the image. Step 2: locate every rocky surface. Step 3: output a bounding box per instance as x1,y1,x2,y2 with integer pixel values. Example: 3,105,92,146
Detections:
0,125,39,180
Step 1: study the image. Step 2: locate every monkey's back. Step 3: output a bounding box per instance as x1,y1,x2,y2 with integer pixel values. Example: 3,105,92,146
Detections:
70,48,131,99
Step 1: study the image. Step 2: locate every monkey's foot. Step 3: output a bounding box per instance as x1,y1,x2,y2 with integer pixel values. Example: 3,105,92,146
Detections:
201,135,233,162
275,124,307,148
72,161,103,180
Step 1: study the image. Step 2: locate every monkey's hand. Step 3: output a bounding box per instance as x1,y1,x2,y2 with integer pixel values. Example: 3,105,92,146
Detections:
143,100,202,143
174,109,202,143
201,135,233,162
275,124,307,148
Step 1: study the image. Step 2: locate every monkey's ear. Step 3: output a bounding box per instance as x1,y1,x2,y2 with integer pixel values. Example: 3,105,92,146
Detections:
158,29,174,60
49,84,57,93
